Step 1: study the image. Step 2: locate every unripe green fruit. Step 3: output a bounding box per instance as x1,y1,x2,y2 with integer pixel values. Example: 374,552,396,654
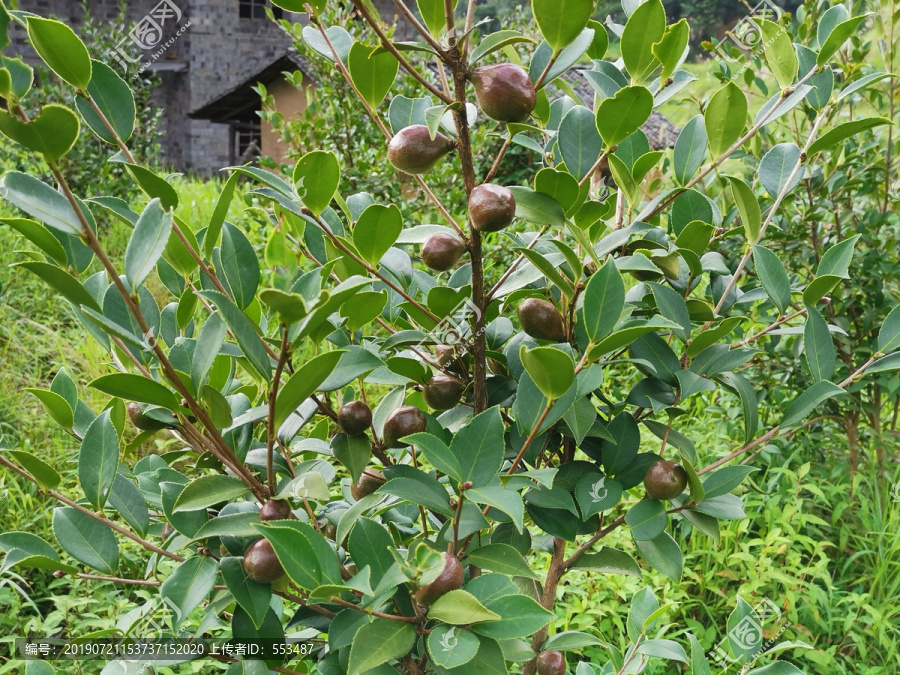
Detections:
337,400,372,436
350,469,386,501
415,552,464,606
643,460,688,500
383,405,427,448
517,298,566,342
537,650,566,675
470,63,537,123
387,125,454,174
243,538,284,584
423,374,466,410
469,183,516,233
420,233,466,272
259,499,294,521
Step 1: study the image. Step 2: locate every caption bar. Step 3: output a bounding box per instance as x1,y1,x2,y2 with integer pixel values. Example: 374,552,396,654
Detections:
15,638,317,661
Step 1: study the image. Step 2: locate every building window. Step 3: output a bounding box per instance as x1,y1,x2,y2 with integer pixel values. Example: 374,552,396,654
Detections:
239,0,283,20
231,122,262,165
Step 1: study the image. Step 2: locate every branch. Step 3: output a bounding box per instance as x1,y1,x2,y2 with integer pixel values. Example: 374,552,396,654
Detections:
486,225,551,300
267,324,291,494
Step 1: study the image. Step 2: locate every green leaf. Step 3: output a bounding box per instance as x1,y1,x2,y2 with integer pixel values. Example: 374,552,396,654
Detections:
257,520,342,589
702,466,758,500
14,262,99,312
75,59,135,143
451,407,505,487
620,0,666,83
595,85,653,147
473,593,555,639
160,555,219,627
532,0,593,50
78,409,119,510
206,172,240,258
347,517,395,584
162,215,198,275
429,590,502,624
817,16,867,66
626,500,667,540
582,260,625,342
760,20,797,88
637,638,688,662
648,282,691,342
520,346,575,400
728,177,761,243
25,387,74,430
354,204,402,266
1,217,67,266
803,235,861,305
406,433,462,483
878,304,900,353
652,19,689,81
718,372,758,445
780,381,844,428
746,663,805,675
427,624,480,668
0,171,82,236
348,42,398,108
274,350,344,429
688,633,712,675
575,474,623,517
807,117,892,155
52,506,119,573
380,476,453,517
704,82,747,157
90,373,180,410
466,488,525,534
672,115,708,185
347,619,416,675
331,433,372,484
7,450,61,491
318,345,383,391
759,142,801,198
26,17,91,89
0,104,79,161
471,30,536,64
25,663,56,675
109,474,149,537
752,246,791,313
220,556,272,630
558,105,602,181
726,596,761,662
543,630,604,651
125,164,179,209
197,291,272,381
174,475,251,512
191,313,227,391
293,150,340,216
416,0,446,37
124,198,172,292
572,546,641,576
388,95,431,133
508,186,565,227
186,512,262,543
221,221,260,310
0,532,58,559
634,531,682,581
466,543,538,579
804,305,836,382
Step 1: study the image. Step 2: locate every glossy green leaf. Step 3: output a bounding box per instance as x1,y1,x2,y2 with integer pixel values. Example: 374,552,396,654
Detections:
275,350,344,429
780,380,845,428
0,171,82,236
14,262,99,312
704,82,747,157
760,20,797,88
27,17,91,89
221,221,260,310
416,0,446,37
75,59,135,143
752,245,791,313
25,387,74,430
807,117,892,155
508,186,564,227
878,304,900,353
648,282,691,342
197,291,272,381
293,150,340,216
331,433,372,484
53,506,119,573
427,624,480,668
532,0,593,50
109,474,149,537
160,555,219,627
354,203,402,265
78,409,119,510
124,198,172,292
348,42,398,108
347,619,416,675
347,517,395,584
90,373,181,410
572,546,641,576
620,0,665,83
728,177,761,243
471,30,536,64
0,104,79,161
7,450,61,491
558,105,602,181
595,85,653,147
466,487,525,534
1,217,67,266
672,115,708,185
804,305,836,382
380,476,453,516
637,638,688,662
220,556,272,630
817,16,867,66
759,142,801,198
466,543,538,579
701,466,758,500
582,260,625,342
473,593,555,639
626,500,667,540
429,590,502,624
634,530,682,581
257,520,342,589
688,633,712,675
174,475,251,512
652,19,688,81
191,313,227,391
388,94,431,133
520,345,575,400
125,164,179,209
205,172,240,257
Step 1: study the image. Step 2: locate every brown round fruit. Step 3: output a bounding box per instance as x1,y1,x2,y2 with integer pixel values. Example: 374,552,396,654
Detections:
469,64,537,123
420,233,466,272
423,374,466,410
337,400,373,436
383,405,427,448
127,402,171,431
259,499,294,521
536,650,566,675
387,125,454,174
643,460,688,500
243,538,285,584
469,183,516,233
517,298,566,342
415,552,464,607
434,345,455,366
350,469,386,501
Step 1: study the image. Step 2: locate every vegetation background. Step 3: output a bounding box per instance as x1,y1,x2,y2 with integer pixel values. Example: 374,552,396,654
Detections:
0,0,898,674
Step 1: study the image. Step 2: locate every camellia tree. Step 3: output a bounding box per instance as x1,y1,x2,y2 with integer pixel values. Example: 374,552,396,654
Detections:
0,0,898,674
